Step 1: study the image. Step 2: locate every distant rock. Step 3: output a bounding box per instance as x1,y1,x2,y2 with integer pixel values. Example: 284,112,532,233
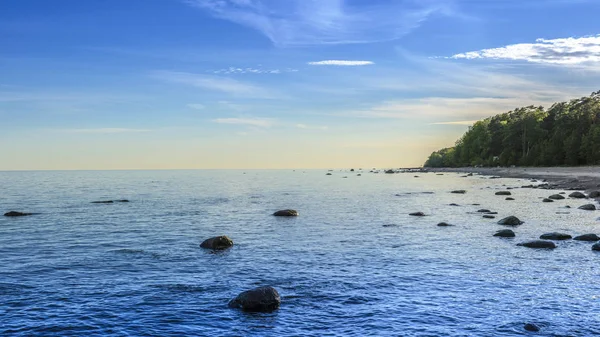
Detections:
326,173,332,176
593,243,600,251
350,169,355,172
486,212,498,215
3,211,34,217
451,190,466,194
494,229,515,237
382,224,398,228
548,194,565,200
414,175,420,178
200,236,233,250
569,192,587,199
92,200,114,204
497,216,524,226
116,199,130,202
437,222,453,227
524,323,540,332
495,191,511,196
385,169,395,174
409,212,426,217
483,215,496,219
477,209,491,213
573,234,600,241
539,232,572,240
472,203,481,206
506,197,515,201
542,198,554,203
578,204,597,211
449,203,460,206
467,173,474,176
517,240,556,249
357,174,362,176
273,209,299,216
589,191,600,198
228,286,281,312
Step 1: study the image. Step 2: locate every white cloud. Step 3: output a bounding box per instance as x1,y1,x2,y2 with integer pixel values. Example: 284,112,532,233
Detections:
296,123,328,130
64,128,151,134
450,35,600,65
213,117,274,128
187,103,205,110
212,67,297,74
308,60,374,66
184,0,449,46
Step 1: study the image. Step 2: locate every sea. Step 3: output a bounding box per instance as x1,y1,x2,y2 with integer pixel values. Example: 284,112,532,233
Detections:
1,169,599,336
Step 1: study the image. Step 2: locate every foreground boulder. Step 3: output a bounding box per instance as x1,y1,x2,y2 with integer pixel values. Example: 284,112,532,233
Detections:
4,211,34,217
228,286,281,312
494,229,515,237
497,216,524,226
273,209,298,216
548,194,565,200
200,236,234,250
574,234,600,241
578,204,596,211
593,243,600,251
409,212,426,217
517,240,556,249
569,192,587,199
539,232,572,240
495,191,511,196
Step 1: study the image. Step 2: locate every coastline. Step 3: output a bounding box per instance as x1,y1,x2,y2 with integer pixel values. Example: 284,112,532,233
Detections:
427,166,600,193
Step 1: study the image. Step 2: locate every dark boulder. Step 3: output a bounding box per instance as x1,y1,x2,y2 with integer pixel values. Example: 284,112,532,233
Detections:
579,204,596,211
486,212,498,215
548,194,565,200
384,169,395,174
517,240,556,249
542,198,554,203
506,197,515,201
200,236,234,250
494,229,515,237
116,199,130,202
4,211,33,217
539,232,572,240
451,190,466,194
573,234,600,242
92,200,114,204
524,323,540,332
495,191,511,196
589,191,600,198
437,222,453,227
593,243,600,251
228,286,281,312
497,216,524,226
477,209,491,213
483,215,496,219
449,203,460,206
273,209,299,216
569,192,587,199
409,212,426,217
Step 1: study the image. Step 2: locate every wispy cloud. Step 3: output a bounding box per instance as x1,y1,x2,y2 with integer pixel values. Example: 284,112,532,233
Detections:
152,71,277,98
213,117,274,128
184,0,450,46
212,67,298,74
296,123,328,130
63,128,152,134
450,35,600,65
186,103,205,110
308,60,374,66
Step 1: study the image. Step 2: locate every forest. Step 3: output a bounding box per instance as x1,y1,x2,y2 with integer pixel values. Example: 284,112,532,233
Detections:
424,91,600,167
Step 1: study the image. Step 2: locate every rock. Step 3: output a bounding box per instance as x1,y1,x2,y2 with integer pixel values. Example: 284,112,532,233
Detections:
414,175,420,178
472,203,481,206
409,212,426,216
573,234,600,241
548,194,565,200
565,205,571,209
228,286,281,312
517,240,556,249
495,191,511,196
506,197,515,201
437,222,453,227
593,243,600,251
273,209,299,216
449,203,460,206
578,204,597,211
382,224,398,228
486,212,498,215
569,192,587,199
477,209,491,213
350,169,355,172
497,216,524,226
326,173,332,176
451,190,466,194
357,174,362,176
200,236,234,250
384,169,395,174
542,198,554,203
3,211,33,217
467,173,474,176
539,232,572,240
92,200,114,204
494,229,515,237
524,323,540,332
483,215,496,219
116,199,130,202
589,191,600,198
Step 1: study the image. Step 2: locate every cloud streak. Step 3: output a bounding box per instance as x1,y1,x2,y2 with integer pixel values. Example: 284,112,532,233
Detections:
64,128,152,134
213,117,274,128
450,35,600,65
308,60,374,66
212,67,298,74
184,0,449,46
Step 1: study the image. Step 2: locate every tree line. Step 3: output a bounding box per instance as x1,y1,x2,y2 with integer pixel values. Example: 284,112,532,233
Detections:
424,91,600,167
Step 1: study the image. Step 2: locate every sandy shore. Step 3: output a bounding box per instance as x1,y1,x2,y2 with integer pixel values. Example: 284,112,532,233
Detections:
428,167,600,192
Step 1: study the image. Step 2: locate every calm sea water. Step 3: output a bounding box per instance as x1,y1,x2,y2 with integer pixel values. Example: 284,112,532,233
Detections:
1,170,600,336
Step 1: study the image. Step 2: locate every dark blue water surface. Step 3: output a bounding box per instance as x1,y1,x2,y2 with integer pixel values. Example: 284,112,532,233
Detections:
1,170,600,336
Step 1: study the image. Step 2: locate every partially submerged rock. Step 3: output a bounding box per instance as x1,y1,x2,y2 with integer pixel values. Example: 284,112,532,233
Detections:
92,200,114,204
524,323,540,332
451,190,466,194
495,191,512,196
477,209,491,213
409,212,426,217
505,197,515,201
542,198,554,203
3,211,34,217
517,240,556,249
573,234,600,241
228,286,281,312
539,232,572,240
569,192,587,199
483,215,496,219
437,222,453,227
593,242,600,251
200,236,234,250
494,229,515,237
589,191,600,198
273,209,299,216
449,203,460,206
548,194,565,200
579,204,596,211
497,216,524,226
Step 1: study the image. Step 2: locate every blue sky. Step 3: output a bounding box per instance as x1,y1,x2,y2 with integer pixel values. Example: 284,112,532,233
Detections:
1,0,600,169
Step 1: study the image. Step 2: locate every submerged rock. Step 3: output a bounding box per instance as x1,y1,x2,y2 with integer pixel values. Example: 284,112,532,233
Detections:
384,169,395,174
569,192,587,199
409,212,426,217
494,229,515,237
477,209,491,213
483,215,496,219
517,240,556,249
3,211,34,217
592,243,600,251
539,232,572,240
92,200,114,204
578,204,597,211
200,236,234,250
273,209,299,216
589,191,600,198
437,222,453,227
326,173,332,176
228,286,281,312
451,190,466,194
495,191,512,196
573,234,600,241
497,216,524,226
506,197,515,201
449,203,460,207
542,198,554,203
524,323,540,332
549,194,565,200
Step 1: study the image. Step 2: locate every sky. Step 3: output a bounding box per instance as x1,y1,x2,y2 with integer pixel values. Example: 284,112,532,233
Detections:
1,0,600,170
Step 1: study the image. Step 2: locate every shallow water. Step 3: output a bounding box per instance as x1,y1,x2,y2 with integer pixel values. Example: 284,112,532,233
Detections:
1,170,599,336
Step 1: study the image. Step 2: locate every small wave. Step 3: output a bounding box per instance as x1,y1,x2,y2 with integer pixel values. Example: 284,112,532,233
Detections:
110,249,163,259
